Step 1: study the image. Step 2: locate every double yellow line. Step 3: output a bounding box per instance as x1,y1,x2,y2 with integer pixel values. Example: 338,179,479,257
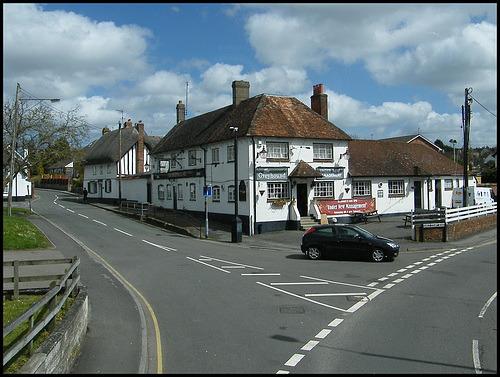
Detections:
38,212,163,373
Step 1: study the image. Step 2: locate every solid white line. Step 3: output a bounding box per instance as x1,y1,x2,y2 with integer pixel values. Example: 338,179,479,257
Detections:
478,292,497,319
300,275,380,291
142,239,177,252
256,282,349,312
93,219,107,226
284,354,304,367
472,339,482,374
78,213,88,218
347,289,384,313
301,340,319,351
315,329,331,339
186,257,231,273
305,292,366,297
198,255,264,270
328,318,344,327
271,282,328,286
114,227,133,236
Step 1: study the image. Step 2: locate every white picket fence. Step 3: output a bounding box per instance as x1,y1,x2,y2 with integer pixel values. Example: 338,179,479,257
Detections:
445,203,497,223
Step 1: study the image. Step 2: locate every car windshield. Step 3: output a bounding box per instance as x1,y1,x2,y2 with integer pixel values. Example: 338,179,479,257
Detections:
349,226,376,238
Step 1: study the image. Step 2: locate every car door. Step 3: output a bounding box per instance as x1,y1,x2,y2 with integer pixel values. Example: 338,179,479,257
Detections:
336,227,368,259
313,227,338,255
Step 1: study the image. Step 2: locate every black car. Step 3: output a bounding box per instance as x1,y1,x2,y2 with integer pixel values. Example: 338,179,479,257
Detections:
300,224,399,262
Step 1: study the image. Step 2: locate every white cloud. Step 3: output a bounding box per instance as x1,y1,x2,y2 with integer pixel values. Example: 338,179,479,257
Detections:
242,4,497,109
3,3,153,99
3,3,496,148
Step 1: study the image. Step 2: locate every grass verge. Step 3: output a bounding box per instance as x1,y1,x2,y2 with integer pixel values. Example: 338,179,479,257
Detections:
3,207,51,250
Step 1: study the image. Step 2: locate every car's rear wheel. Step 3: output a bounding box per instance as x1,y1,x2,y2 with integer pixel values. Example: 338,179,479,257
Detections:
306,246,322,260
369,248,385,262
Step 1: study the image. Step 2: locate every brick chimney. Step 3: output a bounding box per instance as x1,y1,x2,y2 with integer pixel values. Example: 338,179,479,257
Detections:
232,80,250,108
310,84,328,119
136,121,144,174
176,100,185,123
124,119,133,128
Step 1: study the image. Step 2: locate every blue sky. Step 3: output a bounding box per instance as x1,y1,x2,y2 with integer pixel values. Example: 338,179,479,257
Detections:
3,3,497,148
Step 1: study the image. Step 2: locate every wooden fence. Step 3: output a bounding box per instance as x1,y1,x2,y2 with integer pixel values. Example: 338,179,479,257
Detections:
3,257,80,366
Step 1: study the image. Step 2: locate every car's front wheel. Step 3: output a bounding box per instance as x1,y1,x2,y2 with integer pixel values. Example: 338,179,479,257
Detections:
369,248,385,262
306,246,322,260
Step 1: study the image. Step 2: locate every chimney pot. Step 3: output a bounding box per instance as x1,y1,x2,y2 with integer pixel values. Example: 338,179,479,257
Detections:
137,121,145,173
176,101,186,123
232,80,250,108
311,84,328,119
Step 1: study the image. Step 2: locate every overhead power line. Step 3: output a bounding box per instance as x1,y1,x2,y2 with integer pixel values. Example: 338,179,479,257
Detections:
470,95,497,118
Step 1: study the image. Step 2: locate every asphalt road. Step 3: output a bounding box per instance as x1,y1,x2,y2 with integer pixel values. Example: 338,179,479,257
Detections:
20,189,497,373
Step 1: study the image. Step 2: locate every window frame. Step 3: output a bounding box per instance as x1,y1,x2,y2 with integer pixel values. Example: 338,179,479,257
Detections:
189,183,196,201
188,150,197,166
313,181,334,198
353,180,372,197
266,142,289,161
105,179,112,193
267,182,290,200
313,143,333,161
388,180,405,197
158,184,165,200
212,148,220,164
227,145,235,162
212,185,221,202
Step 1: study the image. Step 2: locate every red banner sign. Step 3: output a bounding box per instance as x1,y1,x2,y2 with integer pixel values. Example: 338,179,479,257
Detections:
317,198,376,215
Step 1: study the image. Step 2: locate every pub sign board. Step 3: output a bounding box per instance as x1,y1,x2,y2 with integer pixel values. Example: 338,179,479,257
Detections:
317,198,376,215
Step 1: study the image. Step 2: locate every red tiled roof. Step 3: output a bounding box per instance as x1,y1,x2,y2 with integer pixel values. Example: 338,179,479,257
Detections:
348,140,463,177
152,94,351,154
289,160,323,178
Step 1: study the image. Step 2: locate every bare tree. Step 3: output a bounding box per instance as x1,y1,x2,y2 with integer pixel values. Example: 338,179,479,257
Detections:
3,98,89,191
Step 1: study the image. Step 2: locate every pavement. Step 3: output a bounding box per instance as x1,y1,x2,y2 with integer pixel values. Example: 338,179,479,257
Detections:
5,193,496,256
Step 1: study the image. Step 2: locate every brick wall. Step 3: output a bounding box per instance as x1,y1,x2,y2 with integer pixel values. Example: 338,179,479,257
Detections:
415,213,496,242
19,289,89,374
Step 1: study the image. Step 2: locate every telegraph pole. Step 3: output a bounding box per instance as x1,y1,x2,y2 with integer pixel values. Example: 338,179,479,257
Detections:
462,88,473,207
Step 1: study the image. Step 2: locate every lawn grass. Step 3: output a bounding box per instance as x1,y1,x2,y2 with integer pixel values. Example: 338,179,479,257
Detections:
3,206,73,373
3,207,51,250
3,295,74,373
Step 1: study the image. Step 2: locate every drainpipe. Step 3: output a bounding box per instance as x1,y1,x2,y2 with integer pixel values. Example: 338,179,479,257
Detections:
201,146,208,239
252,137,257,236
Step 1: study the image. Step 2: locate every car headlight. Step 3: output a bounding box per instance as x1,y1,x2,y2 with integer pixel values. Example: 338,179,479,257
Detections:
387,242,399,249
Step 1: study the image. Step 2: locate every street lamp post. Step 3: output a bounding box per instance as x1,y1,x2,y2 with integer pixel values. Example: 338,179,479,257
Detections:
449,139,457,162
230,126,242,243
7,83,59,216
